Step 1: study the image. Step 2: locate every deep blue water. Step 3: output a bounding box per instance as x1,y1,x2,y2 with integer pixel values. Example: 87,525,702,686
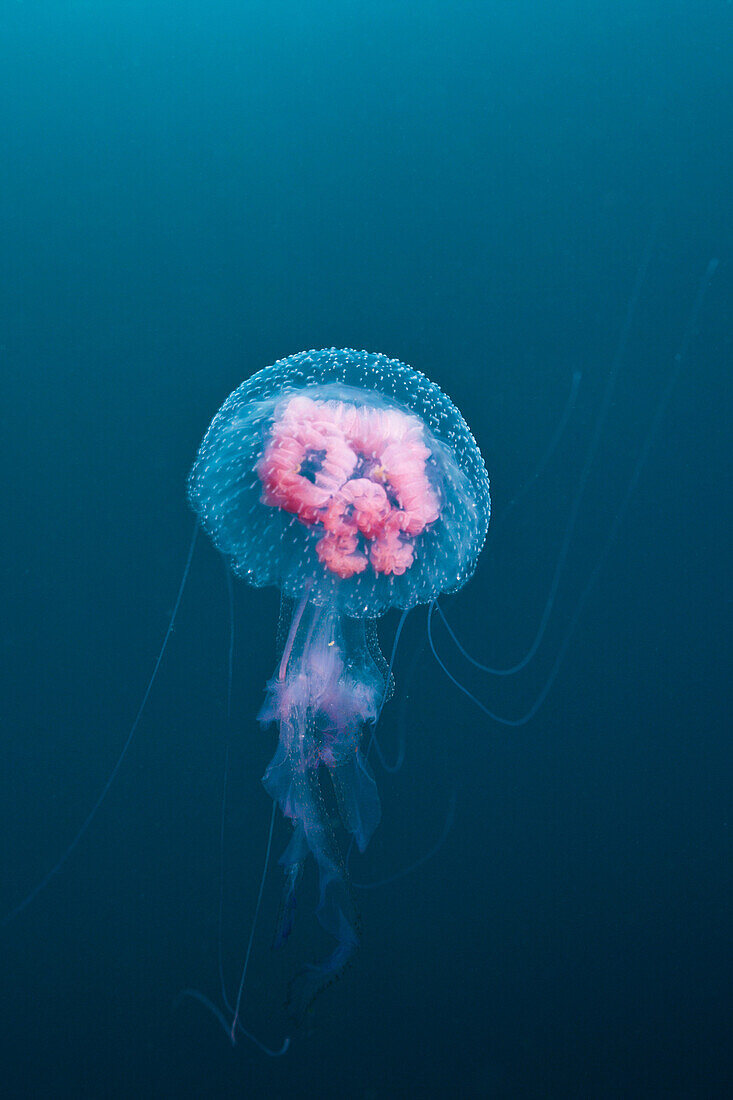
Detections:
1,3,730,1097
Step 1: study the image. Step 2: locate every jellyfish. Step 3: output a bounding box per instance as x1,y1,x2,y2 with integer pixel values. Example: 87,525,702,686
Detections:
187,348,490,1019
4,254,717,1060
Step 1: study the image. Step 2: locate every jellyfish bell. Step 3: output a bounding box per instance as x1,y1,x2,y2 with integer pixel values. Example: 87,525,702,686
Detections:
188,348,490,1018
188,348,491,617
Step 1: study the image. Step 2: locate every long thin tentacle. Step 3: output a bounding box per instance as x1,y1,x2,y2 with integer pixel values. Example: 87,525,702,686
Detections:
176,988,289,1057
217,565,236,1011
495,368,582,526
440,232,656,678
429,256,718,725
229,800,280,1044
4,522,199,925
366,608,410,773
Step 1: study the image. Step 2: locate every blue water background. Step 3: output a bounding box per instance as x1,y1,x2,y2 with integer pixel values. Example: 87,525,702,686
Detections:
1,2,730,1096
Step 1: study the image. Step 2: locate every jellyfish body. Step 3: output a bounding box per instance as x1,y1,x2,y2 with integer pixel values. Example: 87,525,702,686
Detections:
188,349,490,1010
